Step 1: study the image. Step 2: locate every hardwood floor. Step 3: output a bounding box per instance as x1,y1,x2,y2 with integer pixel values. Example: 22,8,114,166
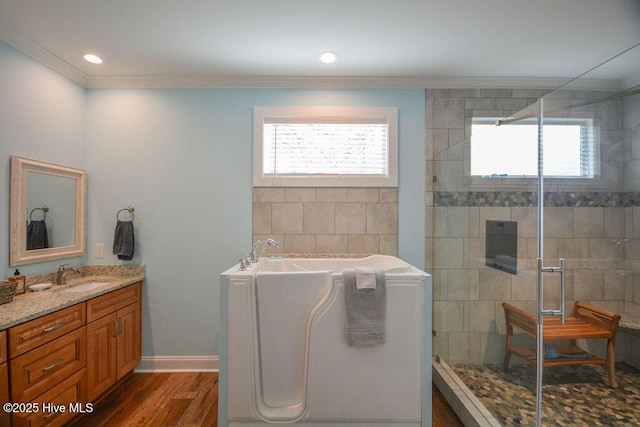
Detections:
70,373,462,426
432,383,464,427
70,373,218,426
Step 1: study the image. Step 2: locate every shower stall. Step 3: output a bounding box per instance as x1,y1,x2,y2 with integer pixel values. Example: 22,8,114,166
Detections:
431,43,640,425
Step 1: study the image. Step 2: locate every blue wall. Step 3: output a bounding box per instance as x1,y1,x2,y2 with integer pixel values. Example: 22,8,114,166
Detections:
2,40,425,359
0,41,87,277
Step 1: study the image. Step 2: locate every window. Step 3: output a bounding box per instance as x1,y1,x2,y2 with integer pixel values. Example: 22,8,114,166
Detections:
253,106,398,187
471,117,596,178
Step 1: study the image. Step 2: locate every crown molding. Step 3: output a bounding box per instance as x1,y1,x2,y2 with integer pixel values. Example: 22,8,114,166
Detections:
85,74,578,90
0,27,88,86
0,27,626,91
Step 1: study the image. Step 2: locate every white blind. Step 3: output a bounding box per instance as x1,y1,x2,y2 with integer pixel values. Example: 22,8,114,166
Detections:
471,118,595,178
263,121,389,176
253,106,398,187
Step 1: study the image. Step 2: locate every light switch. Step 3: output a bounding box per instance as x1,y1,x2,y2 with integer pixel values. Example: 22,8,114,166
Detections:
95,243,105,258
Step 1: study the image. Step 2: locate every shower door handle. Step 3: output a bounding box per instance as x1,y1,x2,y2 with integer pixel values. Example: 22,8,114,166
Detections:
540,258,565,324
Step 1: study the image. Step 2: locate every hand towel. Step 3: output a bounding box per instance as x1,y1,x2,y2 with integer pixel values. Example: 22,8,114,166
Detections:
113,220,135,260
27,220,49,250
343,267,386,346
355,266,377,290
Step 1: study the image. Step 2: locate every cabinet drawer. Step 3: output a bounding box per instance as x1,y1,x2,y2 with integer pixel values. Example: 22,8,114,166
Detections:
0,330,6,363
12,368,86,427
11,327,86,403
9,304,86,358
87,282,141,322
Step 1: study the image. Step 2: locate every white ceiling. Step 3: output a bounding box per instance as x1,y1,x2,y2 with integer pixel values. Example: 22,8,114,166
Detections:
1,0,639,89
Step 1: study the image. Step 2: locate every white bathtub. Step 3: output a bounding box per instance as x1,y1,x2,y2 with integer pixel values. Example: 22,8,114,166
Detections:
219,255,432,426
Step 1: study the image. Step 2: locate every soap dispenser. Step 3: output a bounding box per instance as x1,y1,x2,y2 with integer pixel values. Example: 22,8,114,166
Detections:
8,269,26,295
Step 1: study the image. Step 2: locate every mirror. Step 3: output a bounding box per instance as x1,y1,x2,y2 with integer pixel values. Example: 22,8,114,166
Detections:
10,156,86,266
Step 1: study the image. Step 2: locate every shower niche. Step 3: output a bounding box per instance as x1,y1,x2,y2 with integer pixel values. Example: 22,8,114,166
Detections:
485,220,517,275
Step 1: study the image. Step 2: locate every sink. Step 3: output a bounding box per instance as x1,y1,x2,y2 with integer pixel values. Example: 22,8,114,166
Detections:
62,281,111,293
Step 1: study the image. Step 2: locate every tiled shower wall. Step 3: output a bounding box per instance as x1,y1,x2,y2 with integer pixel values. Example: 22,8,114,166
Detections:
252,187,398,256
622,91,640,369
624,91,640,313
428,88,635,365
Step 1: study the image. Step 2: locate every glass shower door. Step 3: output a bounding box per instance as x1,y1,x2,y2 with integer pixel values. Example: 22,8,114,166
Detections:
432,42,640,426
430,89,542,423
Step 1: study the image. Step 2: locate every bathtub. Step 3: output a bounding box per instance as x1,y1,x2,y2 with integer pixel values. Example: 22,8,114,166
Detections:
219,255,432,426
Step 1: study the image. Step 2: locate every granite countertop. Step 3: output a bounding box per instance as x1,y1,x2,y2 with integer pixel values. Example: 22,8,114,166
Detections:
0,264,145,331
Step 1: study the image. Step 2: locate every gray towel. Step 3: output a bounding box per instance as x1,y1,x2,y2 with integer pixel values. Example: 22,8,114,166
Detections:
27,220,49,250
113,220,134,260
343,267,386,346
545,344,593,359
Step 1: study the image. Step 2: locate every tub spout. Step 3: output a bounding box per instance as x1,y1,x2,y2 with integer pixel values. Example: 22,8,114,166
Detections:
250,238,279,263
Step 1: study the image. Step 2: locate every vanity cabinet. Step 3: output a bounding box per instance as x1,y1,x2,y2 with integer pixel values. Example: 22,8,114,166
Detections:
86,282,141,401
1,281,142,426
8,304,87,427
12,369,86,427
1,330,10,427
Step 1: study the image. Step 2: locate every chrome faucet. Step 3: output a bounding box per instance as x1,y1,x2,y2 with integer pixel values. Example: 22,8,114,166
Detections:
249,238,279,263
56,264,80,286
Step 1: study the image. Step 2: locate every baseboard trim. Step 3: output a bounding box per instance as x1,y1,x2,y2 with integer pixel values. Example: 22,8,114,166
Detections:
134,356,219,373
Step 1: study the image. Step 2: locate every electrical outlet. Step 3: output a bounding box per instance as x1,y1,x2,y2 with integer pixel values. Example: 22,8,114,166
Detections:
95,243,105,258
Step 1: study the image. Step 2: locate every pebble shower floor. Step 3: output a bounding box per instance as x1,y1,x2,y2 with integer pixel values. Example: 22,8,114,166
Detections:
453,363,640,426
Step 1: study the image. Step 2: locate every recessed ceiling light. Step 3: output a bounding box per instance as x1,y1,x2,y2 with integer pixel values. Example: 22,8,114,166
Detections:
319,51,338,64
83,53,103,64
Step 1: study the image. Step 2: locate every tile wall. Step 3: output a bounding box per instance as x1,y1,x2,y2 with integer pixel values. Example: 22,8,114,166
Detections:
428,88,635,365
252,187,398,256
622,91,640,370
248,88,640,368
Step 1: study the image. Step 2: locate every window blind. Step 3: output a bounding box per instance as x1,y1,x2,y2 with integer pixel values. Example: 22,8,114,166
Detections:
263,121,389,176
253,106,398,187
470,118,595,178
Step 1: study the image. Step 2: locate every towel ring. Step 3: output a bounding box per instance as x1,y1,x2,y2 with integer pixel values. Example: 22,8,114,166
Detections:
117,206,135,221
29,205,49,222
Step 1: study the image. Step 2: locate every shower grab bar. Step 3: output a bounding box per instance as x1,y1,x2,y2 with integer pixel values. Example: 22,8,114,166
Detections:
538,258,566,324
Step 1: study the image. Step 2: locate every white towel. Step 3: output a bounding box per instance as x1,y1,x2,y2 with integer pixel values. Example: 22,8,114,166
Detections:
355,266,377,290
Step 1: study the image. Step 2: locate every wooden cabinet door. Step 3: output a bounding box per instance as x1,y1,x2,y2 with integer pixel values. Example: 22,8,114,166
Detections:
86,283,142,401
86,313,117,402
116,302,141,380
0,330,8,427
0,362,9,427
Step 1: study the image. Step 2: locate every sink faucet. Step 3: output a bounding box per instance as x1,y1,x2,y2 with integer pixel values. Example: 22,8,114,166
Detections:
249,238,279,263
56,264,80,286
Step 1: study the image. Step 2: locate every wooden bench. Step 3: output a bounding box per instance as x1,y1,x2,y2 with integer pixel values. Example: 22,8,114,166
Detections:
502,301,621,388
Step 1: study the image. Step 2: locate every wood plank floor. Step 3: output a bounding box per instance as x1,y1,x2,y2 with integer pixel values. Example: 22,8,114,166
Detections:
70,373,462,426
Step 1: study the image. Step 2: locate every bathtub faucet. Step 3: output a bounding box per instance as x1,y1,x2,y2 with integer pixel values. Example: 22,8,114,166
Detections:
250,238,279,263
